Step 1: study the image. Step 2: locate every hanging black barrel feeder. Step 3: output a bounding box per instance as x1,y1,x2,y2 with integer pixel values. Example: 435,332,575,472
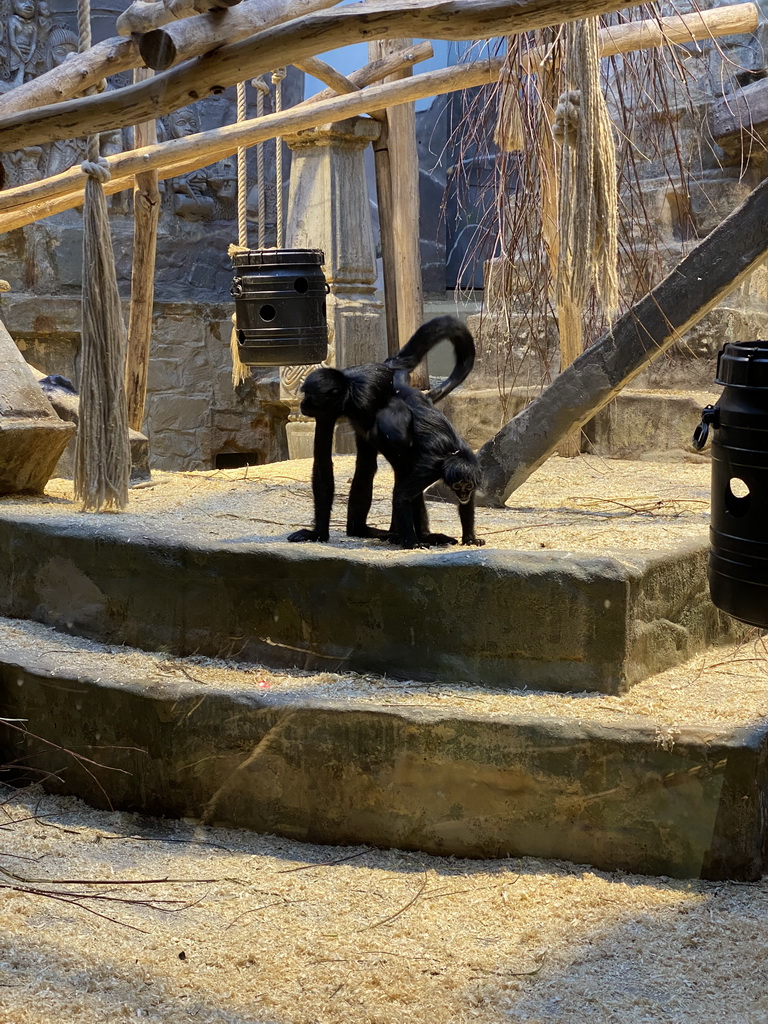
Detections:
230,249,329,366
693,340,768,628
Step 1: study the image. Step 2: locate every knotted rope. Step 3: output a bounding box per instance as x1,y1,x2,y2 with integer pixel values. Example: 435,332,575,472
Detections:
73,0,130,511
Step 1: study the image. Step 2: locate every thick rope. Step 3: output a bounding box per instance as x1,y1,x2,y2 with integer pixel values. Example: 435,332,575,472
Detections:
253,77,269,249
272,67,286,248
230,81,251,387
74,0,130,511
236,80,248,248
555,18,618,319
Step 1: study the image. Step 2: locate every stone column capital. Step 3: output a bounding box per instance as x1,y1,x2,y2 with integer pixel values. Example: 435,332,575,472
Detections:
284,115,382,152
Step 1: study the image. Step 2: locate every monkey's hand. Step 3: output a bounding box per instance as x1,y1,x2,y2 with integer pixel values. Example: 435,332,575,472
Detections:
287,528,329,543
461,535,485,546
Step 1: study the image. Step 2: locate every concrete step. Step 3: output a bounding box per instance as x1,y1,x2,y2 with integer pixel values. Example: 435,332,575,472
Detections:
0,616,765,881
0,458,736,695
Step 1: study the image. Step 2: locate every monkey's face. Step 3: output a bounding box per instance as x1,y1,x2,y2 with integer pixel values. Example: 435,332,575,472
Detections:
451,480,475,505
299,368,347,419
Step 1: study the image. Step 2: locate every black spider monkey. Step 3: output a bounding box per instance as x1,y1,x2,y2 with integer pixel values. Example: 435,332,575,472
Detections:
287,315,475,543
374,369,485,549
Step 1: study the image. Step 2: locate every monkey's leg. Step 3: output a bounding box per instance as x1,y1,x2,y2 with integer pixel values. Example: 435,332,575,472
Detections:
346,435,389,538
288,415,336,542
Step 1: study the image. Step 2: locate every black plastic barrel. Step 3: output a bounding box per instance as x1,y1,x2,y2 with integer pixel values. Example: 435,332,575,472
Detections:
695,340,768,627
230,248,329,366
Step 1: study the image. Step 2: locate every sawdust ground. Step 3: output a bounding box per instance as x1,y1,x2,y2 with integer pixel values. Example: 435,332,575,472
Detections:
0,453,712,555
1,788,767,1024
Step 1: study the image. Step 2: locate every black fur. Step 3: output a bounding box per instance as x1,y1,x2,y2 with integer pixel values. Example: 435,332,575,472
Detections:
288,316,475,543
374,370,484,549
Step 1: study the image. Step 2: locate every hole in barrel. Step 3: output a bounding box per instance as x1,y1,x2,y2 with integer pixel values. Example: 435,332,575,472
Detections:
259,304,276,322
725,477,751,517
294,277,309,293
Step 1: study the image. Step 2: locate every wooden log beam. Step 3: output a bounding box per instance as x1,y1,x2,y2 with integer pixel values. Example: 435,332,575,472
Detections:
0,36,140,118
475,173,768,506
712,74,768,155
117,0,242,37
1,59,499,234
0,0,757,230
0,0,339,119
293,39,432,109
138,0,342,71
0,0,754,129
0,0,653,152
295,55,360,96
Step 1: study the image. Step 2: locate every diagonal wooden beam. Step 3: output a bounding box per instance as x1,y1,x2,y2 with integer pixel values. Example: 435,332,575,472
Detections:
475,173,768,506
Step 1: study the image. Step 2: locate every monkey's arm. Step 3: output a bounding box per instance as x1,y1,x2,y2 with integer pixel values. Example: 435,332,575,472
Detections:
287,415,336,543
458,499,485,546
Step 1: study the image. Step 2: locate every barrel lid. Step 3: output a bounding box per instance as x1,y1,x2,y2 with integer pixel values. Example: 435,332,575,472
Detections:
716,341,768,388
231,248,325,268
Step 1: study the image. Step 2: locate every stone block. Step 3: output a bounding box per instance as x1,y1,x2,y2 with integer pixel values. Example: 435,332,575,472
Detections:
147,395,210,434
147,358,183,393
441,388,527,450
0,319,75,494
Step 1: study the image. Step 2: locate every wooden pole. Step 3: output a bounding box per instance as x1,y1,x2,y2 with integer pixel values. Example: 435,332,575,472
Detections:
125,68,160,434
369,110,400,356
378,38,424,365
535,56,584,457
476,173,768,505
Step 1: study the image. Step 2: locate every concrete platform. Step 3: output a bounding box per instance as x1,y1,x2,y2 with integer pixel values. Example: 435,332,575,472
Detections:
0,617,765,881
0,457,736,694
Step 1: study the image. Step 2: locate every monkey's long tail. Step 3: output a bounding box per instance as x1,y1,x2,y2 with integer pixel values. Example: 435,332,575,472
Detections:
385,315,475,403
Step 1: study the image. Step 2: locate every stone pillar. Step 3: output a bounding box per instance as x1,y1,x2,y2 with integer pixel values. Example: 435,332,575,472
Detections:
281,116,386,458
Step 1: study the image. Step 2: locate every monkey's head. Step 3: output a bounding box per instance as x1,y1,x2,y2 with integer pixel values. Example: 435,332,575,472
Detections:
299,367,349,419
444,451,483,504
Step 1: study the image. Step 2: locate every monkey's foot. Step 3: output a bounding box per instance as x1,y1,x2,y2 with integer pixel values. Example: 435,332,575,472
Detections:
461,536,486,546
347,525,390,540
287,528,329,543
